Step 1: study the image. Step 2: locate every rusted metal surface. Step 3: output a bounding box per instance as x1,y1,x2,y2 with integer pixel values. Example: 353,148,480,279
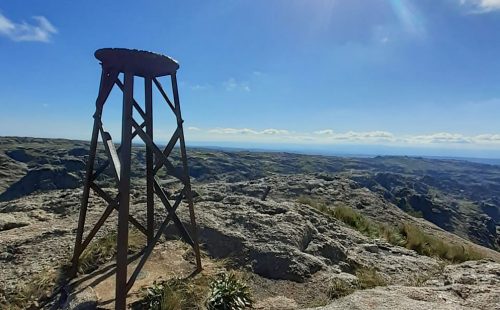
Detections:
172,73,203,271
145,77,154,245
115,71,134,309
71,48,202,309
95,48,179,78
153,77,176,112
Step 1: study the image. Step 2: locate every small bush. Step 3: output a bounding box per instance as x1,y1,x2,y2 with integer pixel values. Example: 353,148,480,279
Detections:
206,272,252,310
139,278,193,310
136,273,214,310
355,268,387,289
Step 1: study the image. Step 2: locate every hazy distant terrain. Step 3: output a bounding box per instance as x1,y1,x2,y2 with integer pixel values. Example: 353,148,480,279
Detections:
1,136,498,250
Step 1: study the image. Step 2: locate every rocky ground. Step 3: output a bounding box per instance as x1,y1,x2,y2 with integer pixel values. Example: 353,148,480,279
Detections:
0,136,500,309
312,260,500,310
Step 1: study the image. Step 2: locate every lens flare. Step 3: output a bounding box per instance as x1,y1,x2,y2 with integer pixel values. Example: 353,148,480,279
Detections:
389,0,425,36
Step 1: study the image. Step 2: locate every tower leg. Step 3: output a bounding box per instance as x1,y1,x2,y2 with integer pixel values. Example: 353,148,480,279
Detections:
116,72,134,309
145,77,154,244
71,67,118,276
171,74,202,271
71,107,101,276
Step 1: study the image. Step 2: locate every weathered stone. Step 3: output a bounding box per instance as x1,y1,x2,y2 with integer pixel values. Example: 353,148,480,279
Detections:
62,287,98,310
314,260,500,310
0,212,31,231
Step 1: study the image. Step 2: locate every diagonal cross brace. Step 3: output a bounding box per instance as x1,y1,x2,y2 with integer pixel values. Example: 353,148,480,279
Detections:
99,127,121,183
153,77,175,113
91,121,146,182
90,182,148,236
153,128,180,175
131,119,185,182
72,194,118,261
153,179,194,246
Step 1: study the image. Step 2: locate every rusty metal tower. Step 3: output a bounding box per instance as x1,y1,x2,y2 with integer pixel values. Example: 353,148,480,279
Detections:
71,48,202,309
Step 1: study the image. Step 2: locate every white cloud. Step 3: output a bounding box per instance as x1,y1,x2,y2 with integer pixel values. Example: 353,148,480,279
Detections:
459,0,500,12
0,13,57,42
313,129,394,141
405,132,471,144
260,129,290,135
188,126,201,131
472,134,500,143
209,128,289,135
209,128,258,135
223,78,250,92
190,84,211,91
314,129,335,135
191,127,500,147
336,131,395,141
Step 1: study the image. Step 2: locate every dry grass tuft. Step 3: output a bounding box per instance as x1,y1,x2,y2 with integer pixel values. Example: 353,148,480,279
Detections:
355,267,387,289
327,278,355,299
1,264,71,310
78,229,145,274
399,223,485,263
299,197,485,263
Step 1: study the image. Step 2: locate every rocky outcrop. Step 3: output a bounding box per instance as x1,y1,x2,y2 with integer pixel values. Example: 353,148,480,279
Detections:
216,174,500,259
353,171,499,250
0,166,80,201
0,212,31,231
314,260,500,310
170,191,443,284
62,287,98,310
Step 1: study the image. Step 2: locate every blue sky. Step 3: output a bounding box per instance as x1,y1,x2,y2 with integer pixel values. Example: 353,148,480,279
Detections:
1,0,500,157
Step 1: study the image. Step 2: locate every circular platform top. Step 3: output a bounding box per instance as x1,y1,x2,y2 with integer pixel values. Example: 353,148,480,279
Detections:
95,48,179,78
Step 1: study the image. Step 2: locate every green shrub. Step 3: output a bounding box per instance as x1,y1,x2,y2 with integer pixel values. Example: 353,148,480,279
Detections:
139,279,191,310
206,272,252,310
